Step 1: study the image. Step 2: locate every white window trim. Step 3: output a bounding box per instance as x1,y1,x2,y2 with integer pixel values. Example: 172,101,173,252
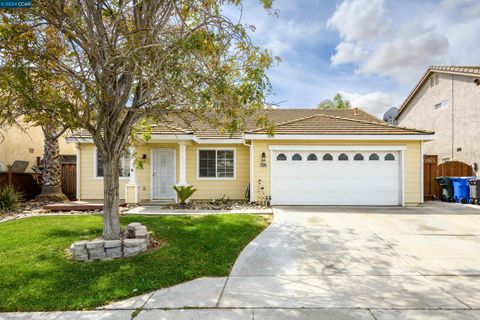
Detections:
196,148,236,180
93,147,131,180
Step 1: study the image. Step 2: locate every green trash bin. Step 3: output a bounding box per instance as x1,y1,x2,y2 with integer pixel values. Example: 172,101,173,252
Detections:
436,176,454,202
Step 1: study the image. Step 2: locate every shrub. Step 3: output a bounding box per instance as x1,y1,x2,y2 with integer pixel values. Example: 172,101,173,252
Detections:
0,185,22,212
212,194,230,205
173,185,197,206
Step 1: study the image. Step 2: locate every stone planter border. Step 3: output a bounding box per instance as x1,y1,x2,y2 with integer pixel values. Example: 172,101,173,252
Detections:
69,223,149,262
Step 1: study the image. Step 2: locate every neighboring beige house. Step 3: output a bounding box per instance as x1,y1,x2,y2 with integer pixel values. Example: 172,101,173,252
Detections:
0,120,75,172
397,66,480,167
69,109,433,206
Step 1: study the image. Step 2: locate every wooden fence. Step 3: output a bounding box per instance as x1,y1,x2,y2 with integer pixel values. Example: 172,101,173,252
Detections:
0,170,42,200
0,157,77,200
424,155,475,200
61,163,77,200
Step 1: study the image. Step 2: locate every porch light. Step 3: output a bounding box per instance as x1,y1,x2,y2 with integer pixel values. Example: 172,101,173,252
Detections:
141,154,147,160
260,152,267,167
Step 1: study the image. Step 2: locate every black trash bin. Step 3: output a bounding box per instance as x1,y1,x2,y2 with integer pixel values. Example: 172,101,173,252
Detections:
468,179,480,205
436,176,454,202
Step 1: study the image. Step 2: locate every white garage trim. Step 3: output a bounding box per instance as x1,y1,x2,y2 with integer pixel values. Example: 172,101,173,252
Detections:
268,145,407,151
420,141,424,204
401,149,405,206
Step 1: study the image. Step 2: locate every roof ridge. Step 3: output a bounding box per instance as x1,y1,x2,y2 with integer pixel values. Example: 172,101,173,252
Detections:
250,109,431,134
250,113,321,133
153,122,193,134
351,108,383,122
315,113,433,134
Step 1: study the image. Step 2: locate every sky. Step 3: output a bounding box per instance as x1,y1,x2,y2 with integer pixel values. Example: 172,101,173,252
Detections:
224,0,480,117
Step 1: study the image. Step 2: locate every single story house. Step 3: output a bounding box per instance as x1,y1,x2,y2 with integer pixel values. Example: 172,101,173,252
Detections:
68,108,434,206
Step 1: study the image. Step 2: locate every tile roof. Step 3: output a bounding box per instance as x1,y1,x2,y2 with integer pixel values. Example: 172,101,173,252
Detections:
69,108,432,140
397,65,480,117
249,113,433,135
429,66,480,75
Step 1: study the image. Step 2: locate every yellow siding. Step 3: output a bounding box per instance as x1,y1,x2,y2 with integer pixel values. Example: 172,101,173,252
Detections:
79,144,128,200
186,144,250,200
79,139,422,205
251,140,422,205
79,142,249,201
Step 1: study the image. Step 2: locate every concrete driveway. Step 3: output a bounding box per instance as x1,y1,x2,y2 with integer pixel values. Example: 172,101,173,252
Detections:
217,202,480,318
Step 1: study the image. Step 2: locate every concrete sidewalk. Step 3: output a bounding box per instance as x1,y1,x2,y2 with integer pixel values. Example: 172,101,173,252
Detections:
2,309,480,319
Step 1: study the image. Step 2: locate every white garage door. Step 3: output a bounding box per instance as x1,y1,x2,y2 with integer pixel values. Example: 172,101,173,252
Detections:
271,150,401,205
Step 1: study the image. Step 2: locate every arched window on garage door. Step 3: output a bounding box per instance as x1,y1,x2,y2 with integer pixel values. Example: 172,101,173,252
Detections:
323,153,333,161
385,153,395,161
338,153,349,161
307,153,317,161
292,153,302,161
276,153,287,161
354,153,364,161
369,153,380,161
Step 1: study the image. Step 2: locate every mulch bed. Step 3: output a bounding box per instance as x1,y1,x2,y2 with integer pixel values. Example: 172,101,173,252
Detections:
162,200,269,211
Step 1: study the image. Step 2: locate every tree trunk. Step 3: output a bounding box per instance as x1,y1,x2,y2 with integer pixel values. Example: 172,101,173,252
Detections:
102,156,122,240
36,127,68,202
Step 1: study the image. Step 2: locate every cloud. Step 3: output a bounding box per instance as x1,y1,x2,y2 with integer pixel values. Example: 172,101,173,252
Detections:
331,42,369,65
340,91,393,117
327,0,479,84
441,0,480,17
327,0,390,41
359,32,449,82
223,1,323,56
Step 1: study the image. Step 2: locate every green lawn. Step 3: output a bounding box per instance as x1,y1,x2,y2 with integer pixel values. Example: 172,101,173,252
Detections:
0,214,270,311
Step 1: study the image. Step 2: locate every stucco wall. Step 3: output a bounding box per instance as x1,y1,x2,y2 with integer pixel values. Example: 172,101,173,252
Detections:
0,122,75,172
251,140,422,206
398,73,480,166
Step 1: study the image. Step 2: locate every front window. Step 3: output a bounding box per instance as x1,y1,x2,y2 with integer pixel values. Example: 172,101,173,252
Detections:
198,149,235,178
96,150,130,178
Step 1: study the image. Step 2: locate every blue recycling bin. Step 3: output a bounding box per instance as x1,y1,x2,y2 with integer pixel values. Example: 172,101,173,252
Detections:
451,177,472,204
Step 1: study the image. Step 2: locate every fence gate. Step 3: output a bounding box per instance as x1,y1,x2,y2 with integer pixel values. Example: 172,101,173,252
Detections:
423,155,438,201
424,155,474,200
60,155,77,200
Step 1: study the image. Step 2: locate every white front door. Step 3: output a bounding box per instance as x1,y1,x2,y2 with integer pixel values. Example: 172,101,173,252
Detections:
271,150,402,206
151,149,176,200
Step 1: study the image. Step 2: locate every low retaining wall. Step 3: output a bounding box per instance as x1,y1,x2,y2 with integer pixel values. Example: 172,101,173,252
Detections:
70,223,149,261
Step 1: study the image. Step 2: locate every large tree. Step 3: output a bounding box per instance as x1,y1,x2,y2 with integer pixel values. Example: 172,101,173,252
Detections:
1,1,275,239
0,24,76,200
